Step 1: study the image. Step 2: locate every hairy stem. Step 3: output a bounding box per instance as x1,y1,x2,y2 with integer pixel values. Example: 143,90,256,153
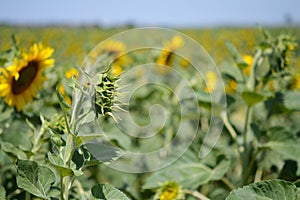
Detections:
60,173,65,200
241,106,253,185
184,190,210,200
222,112,238,141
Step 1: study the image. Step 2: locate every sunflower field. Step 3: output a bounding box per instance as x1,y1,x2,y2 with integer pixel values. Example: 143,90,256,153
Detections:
0,25,300,200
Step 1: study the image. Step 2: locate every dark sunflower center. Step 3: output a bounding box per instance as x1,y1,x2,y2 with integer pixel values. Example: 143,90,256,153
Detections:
165,51,174,66
11,61,39,95
106,50,120,56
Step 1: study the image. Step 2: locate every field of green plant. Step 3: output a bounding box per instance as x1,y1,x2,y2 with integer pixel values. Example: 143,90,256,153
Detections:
0,25,300,200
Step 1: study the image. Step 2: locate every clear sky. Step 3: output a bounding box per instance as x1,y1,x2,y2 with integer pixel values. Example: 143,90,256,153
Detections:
0,0,300,27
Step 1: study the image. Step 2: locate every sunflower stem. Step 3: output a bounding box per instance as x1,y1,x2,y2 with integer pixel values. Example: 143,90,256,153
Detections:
184,190,210,200
221,177,236,191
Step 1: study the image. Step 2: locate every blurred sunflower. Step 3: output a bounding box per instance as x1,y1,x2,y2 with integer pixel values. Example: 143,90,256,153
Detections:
64,67,78,79
154,182,184,200
291,73,300,90
204,70,217,93
0,43,54,111
157,35,184,74
225,79,238,93
90,39,129,76
242,55,253,76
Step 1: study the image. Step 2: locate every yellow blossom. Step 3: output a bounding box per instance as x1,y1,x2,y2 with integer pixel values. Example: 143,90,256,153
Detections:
0,43,54,111
204,71,217,93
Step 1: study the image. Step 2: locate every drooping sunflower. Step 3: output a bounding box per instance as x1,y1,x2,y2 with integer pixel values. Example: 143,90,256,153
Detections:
0,43,54,111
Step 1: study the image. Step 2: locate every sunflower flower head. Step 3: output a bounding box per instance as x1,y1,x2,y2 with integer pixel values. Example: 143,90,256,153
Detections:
0,43,54,111
154,182,184,200
65,68,78,79
291,73,300,90
242,55,253,76
204,70,217,93
157,36,184,74
225,79,238,94
90,39,129,74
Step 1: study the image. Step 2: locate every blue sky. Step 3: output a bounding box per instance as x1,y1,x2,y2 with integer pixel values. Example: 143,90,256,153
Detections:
1,0,300,27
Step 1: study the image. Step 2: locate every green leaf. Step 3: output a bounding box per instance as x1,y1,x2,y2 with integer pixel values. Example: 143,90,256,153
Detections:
262,141,300,163
0,141,27,160
225,41,247,68
283,91,300,110
225,179,297,200
221,62,245,82
0,186,6,200
211,159,231,180
84,142,121,164
143,163,212,190
259,126,300,175
242,91,265,107
46,152,83,177
91,183,131,200
255,57,270,79
0,106,13,122
75,134,102,148
16,160,55,199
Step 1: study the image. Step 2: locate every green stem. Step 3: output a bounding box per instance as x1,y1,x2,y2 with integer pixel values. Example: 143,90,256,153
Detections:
60,173,65,200
222,112,237,140
63,111,72,136
222,112,242,164
61,109,75,200
221,177,235,191
243,106,252,152
254,167,263,182
25,191,30,200
241,106,253,185
184,190,210,200
242,149,259,185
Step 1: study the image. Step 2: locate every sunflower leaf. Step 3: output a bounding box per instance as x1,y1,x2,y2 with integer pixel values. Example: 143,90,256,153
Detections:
283,91,300,110
225,179,297,200
142,163,213,190
0,186,6,199
46,152,83,177
16,159,55,199
91,183,131,200
242,91,265,107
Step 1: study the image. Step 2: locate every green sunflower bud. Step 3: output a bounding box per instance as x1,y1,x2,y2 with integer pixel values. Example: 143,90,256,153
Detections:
49,114,66,135
93,70,119,119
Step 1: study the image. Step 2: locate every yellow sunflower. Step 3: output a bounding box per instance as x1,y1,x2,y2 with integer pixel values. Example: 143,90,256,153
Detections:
154,182,184,200
157,36,184,74
64,67,78,79
90,39,129,76
0,43,54,111
204,70,217,93
242,55,253,76
225,79,238,93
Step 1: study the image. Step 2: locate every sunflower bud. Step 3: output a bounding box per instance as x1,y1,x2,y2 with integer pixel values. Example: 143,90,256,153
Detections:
93,70,118,119
49,114,66,135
